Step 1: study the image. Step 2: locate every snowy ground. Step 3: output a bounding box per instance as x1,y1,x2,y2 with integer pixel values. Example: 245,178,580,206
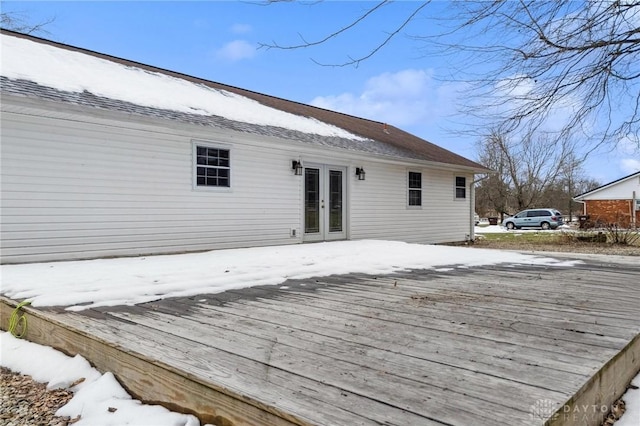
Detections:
1,240,638,424
475,224,573,234
1,240,582,311
476,224,511,234
1,332,201,426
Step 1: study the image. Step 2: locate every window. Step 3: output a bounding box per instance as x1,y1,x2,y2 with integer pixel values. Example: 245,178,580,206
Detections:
455,176,466,199
528,210,547,217
408,172,422,206
195,144,230,188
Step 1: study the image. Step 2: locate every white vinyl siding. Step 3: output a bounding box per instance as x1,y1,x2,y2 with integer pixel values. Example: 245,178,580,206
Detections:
0,109,303,263
1,98,477,263
576,173,640,200
350,163,473,244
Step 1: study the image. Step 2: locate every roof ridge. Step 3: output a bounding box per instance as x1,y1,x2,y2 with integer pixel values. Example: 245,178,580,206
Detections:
1,28,489,171
0,28,387,128
574,170,640,199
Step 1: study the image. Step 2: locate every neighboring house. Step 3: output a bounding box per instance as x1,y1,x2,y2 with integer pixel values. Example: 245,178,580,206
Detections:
0,30,489,264
573,171,640,227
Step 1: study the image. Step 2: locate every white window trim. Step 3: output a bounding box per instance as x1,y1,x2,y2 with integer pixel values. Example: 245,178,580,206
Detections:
407,170,422,209
192,140,233,192
454,176,467,200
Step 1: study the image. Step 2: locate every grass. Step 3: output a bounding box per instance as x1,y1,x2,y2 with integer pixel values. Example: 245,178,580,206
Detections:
473,228,640,256
478,232,562,243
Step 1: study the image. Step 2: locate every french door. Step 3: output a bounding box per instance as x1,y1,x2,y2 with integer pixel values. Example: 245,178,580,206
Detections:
304,164,347,242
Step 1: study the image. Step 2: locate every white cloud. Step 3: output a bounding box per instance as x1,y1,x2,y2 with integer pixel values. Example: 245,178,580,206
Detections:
615,135,640,175
491,74,580,135
310,69,462,127
494,74,535,98
231,24,252,34
620,158,640,174
215,40,256,62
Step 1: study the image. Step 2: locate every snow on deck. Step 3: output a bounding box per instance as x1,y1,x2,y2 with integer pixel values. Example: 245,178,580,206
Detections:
0,240,580,311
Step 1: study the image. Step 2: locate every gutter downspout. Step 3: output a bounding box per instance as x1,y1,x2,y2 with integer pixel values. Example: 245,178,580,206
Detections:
633,191,637,226
571,198,586,213
572,196,586,228
471,174,490,241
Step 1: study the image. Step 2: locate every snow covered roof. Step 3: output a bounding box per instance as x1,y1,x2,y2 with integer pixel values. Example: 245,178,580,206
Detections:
0,29,487,171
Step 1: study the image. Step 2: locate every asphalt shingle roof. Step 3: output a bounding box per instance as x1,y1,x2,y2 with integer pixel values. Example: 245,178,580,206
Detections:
1,29,488,171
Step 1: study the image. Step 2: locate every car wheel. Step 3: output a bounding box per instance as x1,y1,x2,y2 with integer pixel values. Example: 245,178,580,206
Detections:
541,222,550,230
506,222,515,230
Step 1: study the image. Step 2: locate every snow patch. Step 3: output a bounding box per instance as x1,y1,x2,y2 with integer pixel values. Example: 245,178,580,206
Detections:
1,240,581,311
0,333,200,426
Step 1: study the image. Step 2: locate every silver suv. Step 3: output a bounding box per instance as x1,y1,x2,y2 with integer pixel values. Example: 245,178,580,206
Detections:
502,208,564,230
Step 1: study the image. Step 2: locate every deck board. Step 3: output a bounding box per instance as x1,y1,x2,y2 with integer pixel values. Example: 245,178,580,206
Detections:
208,294,603,380
4,256,640,425
61,309,422,426
277,287,629,348
106,309,522,425
285,287,637,340
249,288,620,359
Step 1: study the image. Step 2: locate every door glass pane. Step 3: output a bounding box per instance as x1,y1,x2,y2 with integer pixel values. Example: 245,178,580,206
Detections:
305,168,320,233
329,170,342,232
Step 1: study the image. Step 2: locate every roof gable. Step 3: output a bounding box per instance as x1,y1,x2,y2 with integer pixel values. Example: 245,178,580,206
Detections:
0,29,488,171
574,171,640,200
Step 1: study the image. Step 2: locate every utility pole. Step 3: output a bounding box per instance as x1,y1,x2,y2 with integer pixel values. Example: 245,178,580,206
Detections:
568,174,572,223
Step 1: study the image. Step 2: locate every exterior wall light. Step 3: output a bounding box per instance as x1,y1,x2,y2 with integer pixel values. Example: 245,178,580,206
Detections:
292,160,303,176
355,167,366,181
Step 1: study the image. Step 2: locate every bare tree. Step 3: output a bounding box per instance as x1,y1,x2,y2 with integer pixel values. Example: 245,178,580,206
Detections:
1,11,54,35
475,131,578,215
450,1,640,153
537,156,599,220
475,133,511,219
573,176,602,196
261,1,640,152
259,1,431,67
560,156,582,221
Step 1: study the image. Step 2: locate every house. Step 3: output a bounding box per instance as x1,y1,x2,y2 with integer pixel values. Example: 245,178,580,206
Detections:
573,171,640,227
0,30,489,264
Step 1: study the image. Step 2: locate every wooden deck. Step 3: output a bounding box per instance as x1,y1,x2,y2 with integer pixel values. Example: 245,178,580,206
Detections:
2,252,640,425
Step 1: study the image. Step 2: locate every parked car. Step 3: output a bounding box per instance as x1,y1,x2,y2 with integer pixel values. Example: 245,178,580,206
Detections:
474,212,480,225
502,208,564,230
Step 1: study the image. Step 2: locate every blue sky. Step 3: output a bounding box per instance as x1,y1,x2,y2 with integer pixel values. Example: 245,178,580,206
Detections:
3,1,638,184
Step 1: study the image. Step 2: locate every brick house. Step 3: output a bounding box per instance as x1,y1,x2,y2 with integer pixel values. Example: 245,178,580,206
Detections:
573,171,640,227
